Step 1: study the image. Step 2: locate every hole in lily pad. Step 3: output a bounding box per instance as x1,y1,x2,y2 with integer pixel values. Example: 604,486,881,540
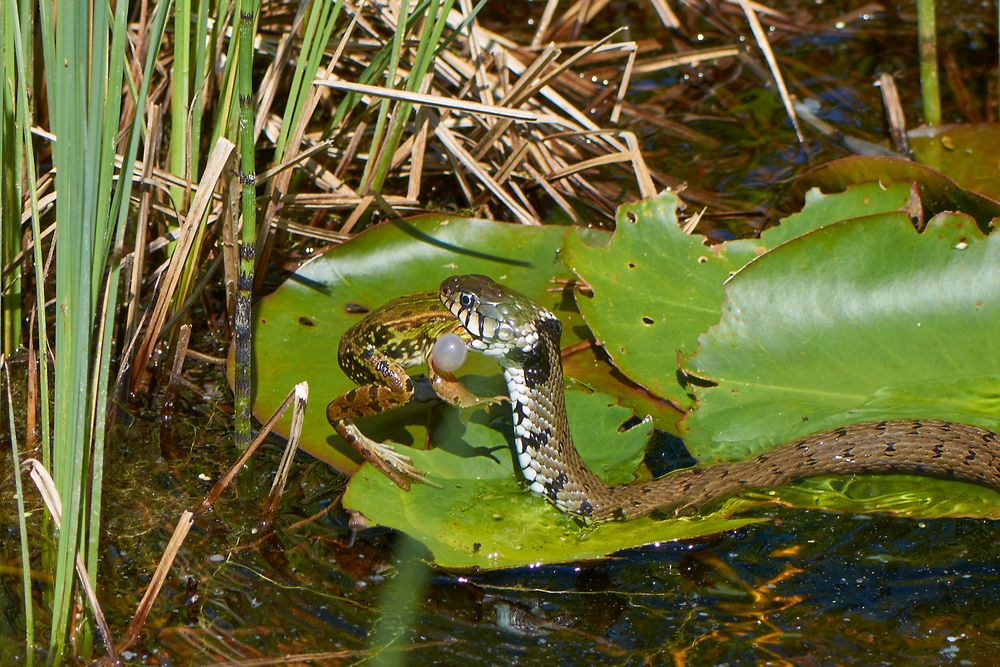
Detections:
618,415,644,432
344,302,369,314
628,262,636,269
642,316,654,325
298,316,315,327
625,211,638,224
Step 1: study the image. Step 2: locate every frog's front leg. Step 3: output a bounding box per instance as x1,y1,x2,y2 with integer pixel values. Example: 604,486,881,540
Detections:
426,331,507,409
327,348,429,490
428,360,508,409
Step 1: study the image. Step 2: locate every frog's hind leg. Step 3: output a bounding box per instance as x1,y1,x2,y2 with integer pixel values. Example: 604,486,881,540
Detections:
327,377,431,490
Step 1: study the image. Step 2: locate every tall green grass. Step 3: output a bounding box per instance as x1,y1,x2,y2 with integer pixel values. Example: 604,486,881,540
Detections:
1,1,22,356
361,0,458,195
172,0,216,317
170,0,193,209
5,0,171,658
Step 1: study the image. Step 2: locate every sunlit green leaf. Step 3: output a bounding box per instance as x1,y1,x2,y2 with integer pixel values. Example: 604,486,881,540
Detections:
563,192,759,406
683,212,1000,515
762,180,916,247
793,155,1000,227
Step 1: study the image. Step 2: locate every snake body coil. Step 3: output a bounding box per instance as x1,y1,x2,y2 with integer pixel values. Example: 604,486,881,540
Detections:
440,275,1000,522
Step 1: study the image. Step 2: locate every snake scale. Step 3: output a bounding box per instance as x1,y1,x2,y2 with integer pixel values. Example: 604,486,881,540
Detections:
439,275,1000,522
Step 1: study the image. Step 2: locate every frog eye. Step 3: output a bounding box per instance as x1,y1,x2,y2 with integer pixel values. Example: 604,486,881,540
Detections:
459,292,475,308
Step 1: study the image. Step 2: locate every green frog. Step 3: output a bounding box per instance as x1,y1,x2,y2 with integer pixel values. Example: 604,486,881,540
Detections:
327,291,501,489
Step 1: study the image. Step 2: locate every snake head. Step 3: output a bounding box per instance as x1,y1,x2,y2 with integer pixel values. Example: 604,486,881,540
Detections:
439,274,560,364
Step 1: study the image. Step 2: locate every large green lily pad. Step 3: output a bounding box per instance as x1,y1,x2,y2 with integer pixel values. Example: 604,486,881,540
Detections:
563,192,761,407
562,184,921,408
683,212,1000,515
343,391,761,569
253,215,576,472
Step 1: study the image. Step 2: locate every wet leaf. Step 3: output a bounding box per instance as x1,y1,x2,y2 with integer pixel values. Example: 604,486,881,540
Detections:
343,391,761,569
793,155,1000,228
563,192,760,407
909,123,1000,201
683,212,1000,516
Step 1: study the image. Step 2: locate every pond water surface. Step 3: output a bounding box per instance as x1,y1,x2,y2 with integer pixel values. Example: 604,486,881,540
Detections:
2,0,999,663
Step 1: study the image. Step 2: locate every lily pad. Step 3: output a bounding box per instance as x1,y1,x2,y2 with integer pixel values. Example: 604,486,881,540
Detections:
343,391,761,569
909,123,1000,201
562,184,922,407
252,215,576,472
563,192,760,407
683,211,1000,515
792,155,1000,228
562,341,683,429
762,180,917,247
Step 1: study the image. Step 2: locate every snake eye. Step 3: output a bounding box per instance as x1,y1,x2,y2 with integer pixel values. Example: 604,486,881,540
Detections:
459,292,474,308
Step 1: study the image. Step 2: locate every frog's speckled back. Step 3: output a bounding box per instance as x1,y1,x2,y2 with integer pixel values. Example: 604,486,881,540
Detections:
337,291,464,384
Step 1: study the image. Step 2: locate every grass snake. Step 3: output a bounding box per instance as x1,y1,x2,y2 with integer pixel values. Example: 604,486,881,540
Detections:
439,274,1000,522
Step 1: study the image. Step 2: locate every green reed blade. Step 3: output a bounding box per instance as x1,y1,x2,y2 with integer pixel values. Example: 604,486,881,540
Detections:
359,0,411,194
171,0,192,209
42,0,92,655
367,0,459,194
92,0,173,588
189,0,212,177
208,0,240,148
11,0,49,472
274,0,344,161
233,0,261,449
916,0,940,125
1,3,23,356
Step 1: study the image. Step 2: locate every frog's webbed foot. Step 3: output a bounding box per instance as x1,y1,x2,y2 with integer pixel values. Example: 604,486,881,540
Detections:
336,422,439,490
361,440,430,490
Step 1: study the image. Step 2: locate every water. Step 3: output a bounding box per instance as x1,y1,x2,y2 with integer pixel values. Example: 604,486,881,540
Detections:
7,398,998,663
3,0,999,662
